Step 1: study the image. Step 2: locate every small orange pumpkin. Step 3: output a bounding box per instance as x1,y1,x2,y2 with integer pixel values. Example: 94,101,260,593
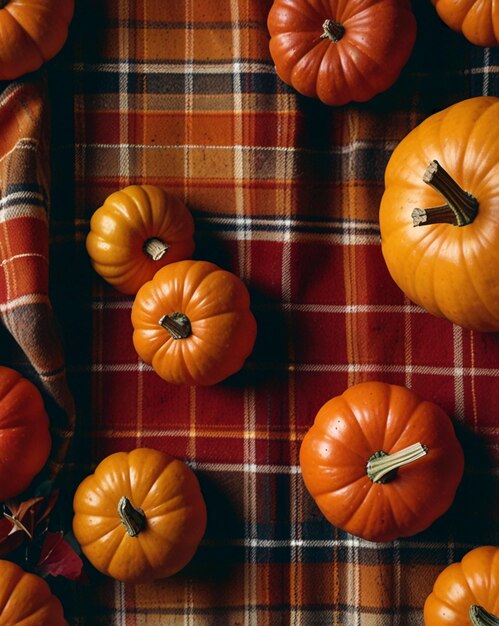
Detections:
72,448,207,584
0,366,51,501
0,559,67,625
86,185,195,295
424,545,499,625
0,0,74,80
131,260,257,386
300,381,464,542
432,0,499,47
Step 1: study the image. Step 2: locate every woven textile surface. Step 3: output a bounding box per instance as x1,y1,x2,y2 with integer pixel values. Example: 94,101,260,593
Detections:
5,0,497,624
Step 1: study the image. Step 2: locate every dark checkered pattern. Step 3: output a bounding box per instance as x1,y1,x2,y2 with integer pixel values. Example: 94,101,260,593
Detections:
2,0,498,624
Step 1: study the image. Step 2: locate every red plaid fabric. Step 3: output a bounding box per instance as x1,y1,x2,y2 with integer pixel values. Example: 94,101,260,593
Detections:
3,0,498,624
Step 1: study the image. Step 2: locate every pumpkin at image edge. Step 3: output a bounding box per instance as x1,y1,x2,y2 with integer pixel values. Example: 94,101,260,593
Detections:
424,545,499,626
0,559,68,625
432,0,499,47
299,381,464,543
379,96,499,332
267,0,416,106
0,0,75,80
72,448,207,584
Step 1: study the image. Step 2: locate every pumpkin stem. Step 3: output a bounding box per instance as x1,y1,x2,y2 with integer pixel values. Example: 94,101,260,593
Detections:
412,160,479,227
143,237,169,261
366,443,428,484
118,496,146,537
159,312,192,339
470,606,499,626
320,19,345,42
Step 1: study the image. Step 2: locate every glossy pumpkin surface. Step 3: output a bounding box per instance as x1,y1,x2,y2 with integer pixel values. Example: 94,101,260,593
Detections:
86,185,195,295
0,0,74,80
0,559,67,625
72,448,207,584
131,260,257,386
379,96,499,332
432,0,499,47
267,0,416,105
424,546,499,625
0,366,51,501
300,381,464,542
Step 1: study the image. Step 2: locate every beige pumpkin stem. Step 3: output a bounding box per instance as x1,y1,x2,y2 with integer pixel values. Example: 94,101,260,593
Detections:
143,237,169,261
320,19,345,42
118,496,146,537
367,442,428,484
470,605,499,626
159,312,192,339
412,160,479,227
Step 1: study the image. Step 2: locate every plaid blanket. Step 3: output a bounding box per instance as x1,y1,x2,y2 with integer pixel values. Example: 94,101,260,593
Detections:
3,0,498,624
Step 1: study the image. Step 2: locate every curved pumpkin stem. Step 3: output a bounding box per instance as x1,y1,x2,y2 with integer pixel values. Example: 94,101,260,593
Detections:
118,496,146,537
412,160,478,227
143,237,169,261
159,312,192,339
366,443,428,483
470,605,499,626
320,19,345,42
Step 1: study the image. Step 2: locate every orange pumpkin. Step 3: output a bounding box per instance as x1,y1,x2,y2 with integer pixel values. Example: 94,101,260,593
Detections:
0,0,74,80
0,366,51,501
131,260,257,386
72,448,207,583
379,96,499,332
424,546,499,625
432,0,499,47
299,381,464,542
0,559,67,625
86,185,195,295
267,0,416,106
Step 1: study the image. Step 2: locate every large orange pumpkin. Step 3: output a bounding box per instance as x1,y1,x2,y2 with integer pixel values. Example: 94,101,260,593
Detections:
424,545,499,625
86,185,195,295
0,559,67,625
72,448,207,584
299,381,464,543
432,0,499,47
267,0,416,106
0,0,74,80
0,366,51,501
131,260,257,386
379,96,499,332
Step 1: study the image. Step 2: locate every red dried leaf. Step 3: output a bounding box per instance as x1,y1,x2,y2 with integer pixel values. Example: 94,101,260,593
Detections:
36,531,86,582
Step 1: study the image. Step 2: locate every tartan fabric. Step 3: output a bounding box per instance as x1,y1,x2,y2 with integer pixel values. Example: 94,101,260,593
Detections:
41,0,499,624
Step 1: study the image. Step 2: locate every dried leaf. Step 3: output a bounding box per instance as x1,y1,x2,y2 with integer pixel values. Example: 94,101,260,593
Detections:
36,531,87,582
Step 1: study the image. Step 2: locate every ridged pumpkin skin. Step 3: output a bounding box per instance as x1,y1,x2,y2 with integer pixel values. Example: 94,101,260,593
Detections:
267,0,416,106
72,448,207,584
300,381,464,543
432,0,499,47
86,185,195,295
0,559,67,625
379,96,499,332
0,366,51,501
0,0,74,80
131,260,257,386
424,546,499,625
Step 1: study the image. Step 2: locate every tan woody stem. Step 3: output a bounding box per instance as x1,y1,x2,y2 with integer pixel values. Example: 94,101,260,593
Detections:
159,312,192,339
143,237,169,261
118,496,146,537
412,160,479,227
367,443,428,484
320,19,345,42
470,606,499,626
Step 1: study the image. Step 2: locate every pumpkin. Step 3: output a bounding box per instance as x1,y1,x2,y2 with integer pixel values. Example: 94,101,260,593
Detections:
299,381,464,542
267,0,416,106
131,259,257,386
72,448,207,584
379,96,499,332
432,0,499,47
0,366,51,502
0,0,74,81
86,185,195,295
0,559,67,625
424,545,499,625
